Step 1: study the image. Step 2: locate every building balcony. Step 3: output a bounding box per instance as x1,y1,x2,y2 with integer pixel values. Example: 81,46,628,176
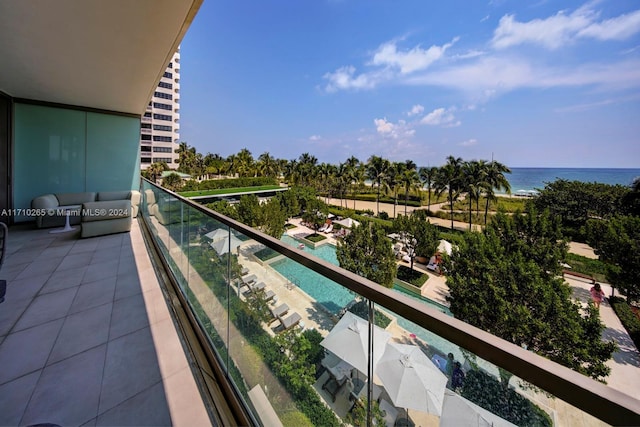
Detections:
2,181,638,426
141,128,151,134
0,220,211,425
141,117,151,123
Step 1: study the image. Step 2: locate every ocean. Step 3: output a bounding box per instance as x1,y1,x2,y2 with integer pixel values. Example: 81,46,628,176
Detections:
505,168,640,194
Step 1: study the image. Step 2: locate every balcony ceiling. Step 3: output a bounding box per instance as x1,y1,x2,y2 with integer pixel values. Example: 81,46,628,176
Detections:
0,0,202,115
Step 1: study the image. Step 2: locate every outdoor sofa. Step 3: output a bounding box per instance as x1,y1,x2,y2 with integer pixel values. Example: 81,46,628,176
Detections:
31,190,140,238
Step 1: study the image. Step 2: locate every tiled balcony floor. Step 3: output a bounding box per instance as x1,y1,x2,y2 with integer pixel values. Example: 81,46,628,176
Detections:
0,220,210,426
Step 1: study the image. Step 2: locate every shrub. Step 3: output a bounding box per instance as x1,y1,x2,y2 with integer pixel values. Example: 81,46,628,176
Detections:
305,233,326,243
564,253,607,282
396,265,428,288
461,370,552,427
610,296,640,351
348,300,392,328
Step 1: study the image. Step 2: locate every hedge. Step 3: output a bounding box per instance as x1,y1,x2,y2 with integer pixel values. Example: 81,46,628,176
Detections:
182,177,278,191
397,265,428,288
610,296,640,351
348,300,392,328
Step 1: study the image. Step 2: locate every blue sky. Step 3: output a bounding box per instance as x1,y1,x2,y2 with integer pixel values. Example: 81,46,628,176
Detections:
179,0,640,168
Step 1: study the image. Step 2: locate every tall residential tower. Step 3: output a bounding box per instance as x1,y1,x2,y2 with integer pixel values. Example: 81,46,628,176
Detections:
140,49,180,169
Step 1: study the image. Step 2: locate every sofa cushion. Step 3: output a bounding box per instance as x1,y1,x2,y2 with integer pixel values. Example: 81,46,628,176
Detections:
97,191,131,201
57,192,96,206
82,200,132,222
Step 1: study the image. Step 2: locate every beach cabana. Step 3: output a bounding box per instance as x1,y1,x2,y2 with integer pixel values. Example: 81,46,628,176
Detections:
204,228,230,241
210,233,243,255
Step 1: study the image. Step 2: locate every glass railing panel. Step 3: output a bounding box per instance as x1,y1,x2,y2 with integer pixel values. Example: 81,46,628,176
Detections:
138,181,640,426
181,209,233,371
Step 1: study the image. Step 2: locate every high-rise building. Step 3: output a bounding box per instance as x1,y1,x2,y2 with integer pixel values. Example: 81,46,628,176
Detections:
140,49,180,169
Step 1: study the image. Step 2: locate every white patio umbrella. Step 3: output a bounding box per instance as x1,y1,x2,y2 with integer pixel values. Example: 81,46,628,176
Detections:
376,342,448,417
204,228,230,241
210,233,243,255
320,311,391,375
437,239,453,256
334,217,361,228
441,389,517,427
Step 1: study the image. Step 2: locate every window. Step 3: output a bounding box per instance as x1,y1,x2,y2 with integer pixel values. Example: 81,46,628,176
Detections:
153,113,172,121
153,146,172,153
153,157,173,163
153,102,172,111
168,62,173,68
154,92,173,101
153,136,172,142
158,81,173,90
163,71,173,78
141,157,151,163
143,112,151,118
141,146,152,152
141,123,151,129
153,124,172,132
141,134,152,141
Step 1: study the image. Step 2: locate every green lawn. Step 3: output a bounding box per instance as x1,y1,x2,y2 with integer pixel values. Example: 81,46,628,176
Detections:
179,185,282,197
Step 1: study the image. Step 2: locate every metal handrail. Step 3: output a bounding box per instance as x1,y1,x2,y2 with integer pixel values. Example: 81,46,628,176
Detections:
141,178,640,425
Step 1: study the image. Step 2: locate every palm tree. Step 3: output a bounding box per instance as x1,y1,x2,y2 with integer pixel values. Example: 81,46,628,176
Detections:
283,159,299,185
367,155,391,216
461,160,487,230
400,167,421,216
174,141,197,174
483,160,512,225
147,161,167,183
317,162,336,203
419,166,438,212
298,153,318,187
235,148,255,177
434,156,464,229
257,152,279,178
349,163,365,210
386,162,404,218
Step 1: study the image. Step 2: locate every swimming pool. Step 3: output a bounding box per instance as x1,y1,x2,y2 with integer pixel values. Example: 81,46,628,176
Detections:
271,235,355,314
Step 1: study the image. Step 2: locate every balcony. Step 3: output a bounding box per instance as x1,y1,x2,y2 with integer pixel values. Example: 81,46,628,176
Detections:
0,220,211,425
1,180,638,426
135,181,640,426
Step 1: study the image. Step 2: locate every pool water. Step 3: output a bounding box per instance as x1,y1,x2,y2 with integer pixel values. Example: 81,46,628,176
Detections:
271,235,355,314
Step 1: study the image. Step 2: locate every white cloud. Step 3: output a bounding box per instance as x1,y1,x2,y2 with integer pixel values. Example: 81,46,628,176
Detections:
322,38,456,92
371,38,458,74
374,118,415,139
492,5,640,50
407,104,424,116
420,107,461,127
405,55,640,96
309,135,322,141
492,8,594,50
578,10,640,41
459,139,478,147
323,66,386,92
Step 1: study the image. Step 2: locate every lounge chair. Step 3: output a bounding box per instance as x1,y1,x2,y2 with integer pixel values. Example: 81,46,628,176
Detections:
277,312,301,333
242,274,257,285
268,303,289,324
324,224,333,233
249,281,266,292
240,267,249,276
263,289,276,302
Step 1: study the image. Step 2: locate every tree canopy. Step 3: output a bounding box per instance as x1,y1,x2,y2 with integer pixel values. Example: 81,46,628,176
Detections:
393,210,439,271
587,215,640,303
336,221,397,288
445,207,616,381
